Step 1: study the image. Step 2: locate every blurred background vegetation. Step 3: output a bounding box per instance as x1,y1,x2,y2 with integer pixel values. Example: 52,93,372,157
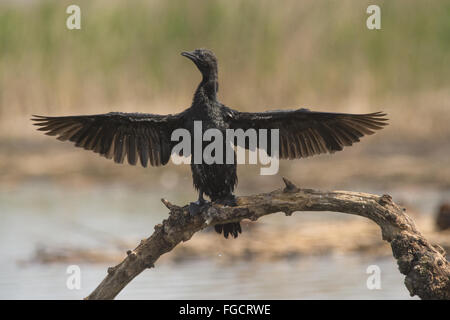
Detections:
0,0,449,299
0,0,448,191
0,0,449,189
0,0,449,135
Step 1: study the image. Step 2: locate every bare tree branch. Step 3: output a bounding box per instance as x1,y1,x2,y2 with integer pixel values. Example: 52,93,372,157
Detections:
86,178,450,300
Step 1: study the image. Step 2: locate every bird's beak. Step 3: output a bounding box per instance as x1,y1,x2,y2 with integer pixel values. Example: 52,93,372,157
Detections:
181,51,198,62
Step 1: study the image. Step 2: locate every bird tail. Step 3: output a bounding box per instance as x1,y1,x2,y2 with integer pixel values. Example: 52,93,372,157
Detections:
214,222,242,239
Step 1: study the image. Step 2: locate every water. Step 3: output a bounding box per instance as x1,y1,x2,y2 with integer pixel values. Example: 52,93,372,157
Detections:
0,256,412,300
1,182,442,299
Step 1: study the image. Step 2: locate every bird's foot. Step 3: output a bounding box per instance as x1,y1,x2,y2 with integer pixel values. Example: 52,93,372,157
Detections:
189,199,209,216
214,195,237,207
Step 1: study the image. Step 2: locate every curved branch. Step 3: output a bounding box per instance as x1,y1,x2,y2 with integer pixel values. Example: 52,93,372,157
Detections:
86,178,450,300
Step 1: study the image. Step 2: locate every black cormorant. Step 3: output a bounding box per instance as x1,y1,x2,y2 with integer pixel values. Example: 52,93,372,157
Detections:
32,48,388,238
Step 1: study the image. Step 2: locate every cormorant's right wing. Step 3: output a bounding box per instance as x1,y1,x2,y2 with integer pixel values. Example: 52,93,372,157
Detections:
32,111,186,167
227,108,388,158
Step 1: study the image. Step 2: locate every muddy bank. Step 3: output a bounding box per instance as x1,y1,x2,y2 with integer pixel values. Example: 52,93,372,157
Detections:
26,214,450,266
2,137,450,190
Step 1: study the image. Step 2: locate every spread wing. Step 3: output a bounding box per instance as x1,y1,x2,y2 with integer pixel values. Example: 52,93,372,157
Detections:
32,112,186,167
228,108,388,158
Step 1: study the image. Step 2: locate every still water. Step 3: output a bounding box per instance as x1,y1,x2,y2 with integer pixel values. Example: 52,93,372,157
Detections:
0,182,437,299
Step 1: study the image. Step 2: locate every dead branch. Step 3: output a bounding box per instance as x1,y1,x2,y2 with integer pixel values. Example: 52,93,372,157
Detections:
86,178,450,300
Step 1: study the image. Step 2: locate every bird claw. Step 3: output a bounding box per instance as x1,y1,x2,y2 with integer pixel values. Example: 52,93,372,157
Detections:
214,195,237,207
189,199,209,216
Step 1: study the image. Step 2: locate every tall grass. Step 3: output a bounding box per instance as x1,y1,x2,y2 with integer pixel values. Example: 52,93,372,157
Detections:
0,0,449,139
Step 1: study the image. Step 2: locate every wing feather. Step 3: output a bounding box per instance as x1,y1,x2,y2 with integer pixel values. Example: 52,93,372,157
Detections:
229,108,388,159
32,112,185,168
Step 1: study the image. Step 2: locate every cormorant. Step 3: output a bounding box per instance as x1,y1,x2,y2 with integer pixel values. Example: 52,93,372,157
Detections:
32,48,388,239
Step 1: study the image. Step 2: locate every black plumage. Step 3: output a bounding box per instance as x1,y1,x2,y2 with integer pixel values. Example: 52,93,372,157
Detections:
32,48,388,239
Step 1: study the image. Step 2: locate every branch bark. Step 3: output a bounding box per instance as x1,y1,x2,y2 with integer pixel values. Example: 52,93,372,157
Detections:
85,178,450,300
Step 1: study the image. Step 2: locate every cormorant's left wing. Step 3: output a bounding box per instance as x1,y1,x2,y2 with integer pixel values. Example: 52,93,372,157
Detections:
32,111,186,167
227,108,388,158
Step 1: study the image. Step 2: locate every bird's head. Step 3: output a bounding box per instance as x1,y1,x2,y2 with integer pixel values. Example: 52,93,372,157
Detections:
181,48,218,79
